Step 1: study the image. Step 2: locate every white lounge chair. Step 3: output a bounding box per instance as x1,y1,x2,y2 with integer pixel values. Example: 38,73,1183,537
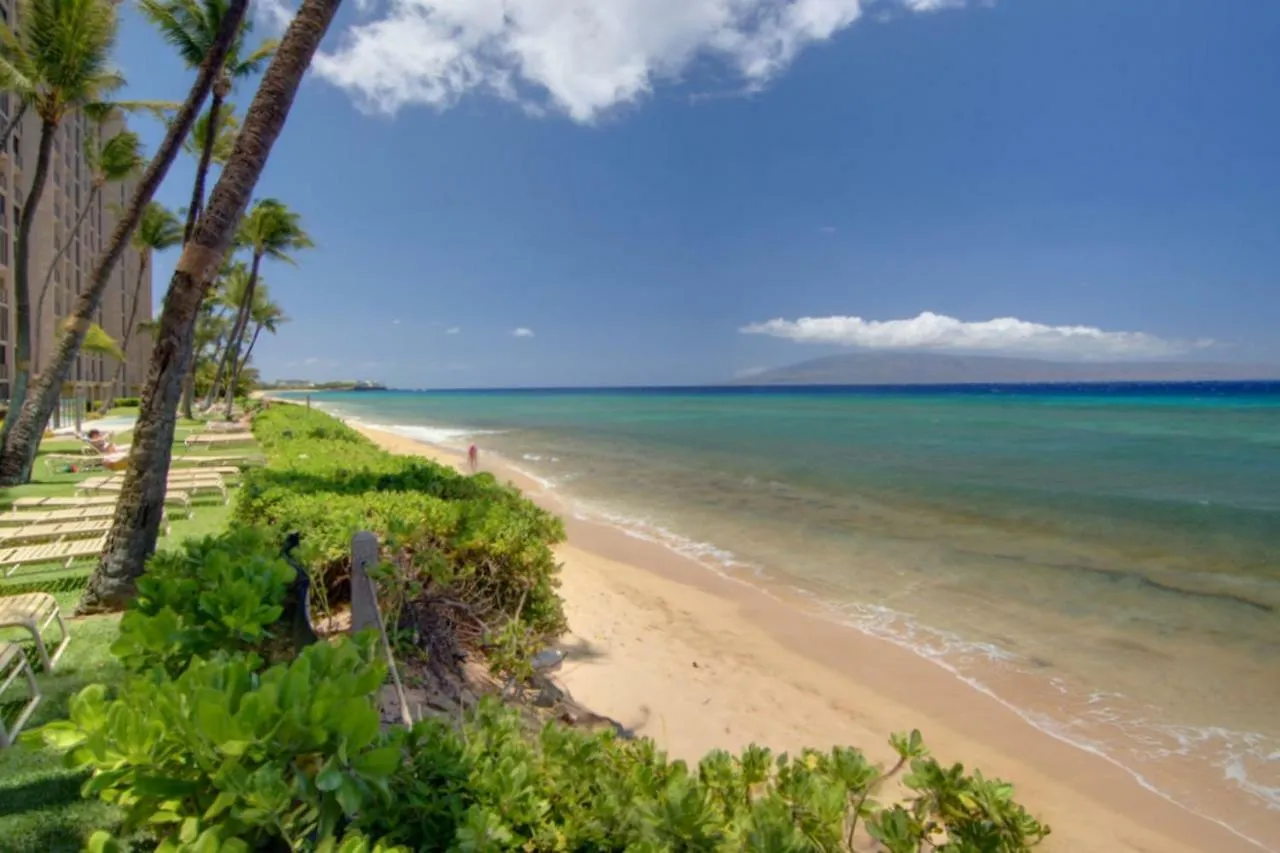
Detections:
0,641,41,747
0,592,70,670
0,535,107,577
11,496,119,509
185,433,255,448
0,519,116,547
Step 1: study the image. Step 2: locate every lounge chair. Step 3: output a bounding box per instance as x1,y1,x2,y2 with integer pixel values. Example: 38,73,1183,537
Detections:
0,519,116,547
4,495,189,520
0,641,41,747
0,592,70,670
170,453,264,468
204,420,251,433
11,496,119,510
0,535,106,577
77,475,227,504
185,432,255,448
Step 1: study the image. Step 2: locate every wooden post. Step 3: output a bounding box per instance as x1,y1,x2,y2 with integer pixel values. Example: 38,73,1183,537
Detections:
306,394,311,410
350,531,379,634
350,531,414,726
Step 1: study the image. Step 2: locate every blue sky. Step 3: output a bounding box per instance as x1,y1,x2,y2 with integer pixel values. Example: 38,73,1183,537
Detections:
117,0,1279,388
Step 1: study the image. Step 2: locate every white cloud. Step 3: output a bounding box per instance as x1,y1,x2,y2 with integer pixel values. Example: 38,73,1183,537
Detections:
735,366,770,378
512,327,535,338
303,356,321,365
311,0,969,122
740,311,1213,359
445,326,461,334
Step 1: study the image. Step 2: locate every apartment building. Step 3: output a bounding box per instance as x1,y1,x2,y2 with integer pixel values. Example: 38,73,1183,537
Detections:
0,39,152,406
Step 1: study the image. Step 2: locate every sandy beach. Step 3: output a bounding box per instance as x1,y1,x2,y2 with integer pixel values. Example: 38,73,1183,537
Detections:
352,422,1267,853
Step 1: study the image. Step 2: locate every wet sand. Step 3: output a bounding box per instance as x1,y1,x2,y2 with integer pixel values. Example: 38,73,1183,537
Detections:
354,422,1269,853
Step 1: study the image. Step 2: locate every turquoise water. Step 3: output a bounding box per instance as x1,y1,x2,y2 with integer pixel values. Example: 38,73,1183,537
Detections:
300,384,1280,847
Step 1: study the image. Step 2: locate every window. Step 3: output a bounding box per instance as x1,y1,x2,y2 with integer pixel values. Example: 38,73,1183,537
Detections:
0,194,7,267
0,93,8,120
12,134,21,169
0,306,8,344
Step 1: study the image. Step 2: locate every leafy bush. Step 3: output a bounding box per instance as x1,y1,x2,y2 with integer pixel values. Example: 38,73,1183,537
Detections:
236,407,567,643
29,638,404,852
111,528,296,677
355,699,1049,852
113,396,141,408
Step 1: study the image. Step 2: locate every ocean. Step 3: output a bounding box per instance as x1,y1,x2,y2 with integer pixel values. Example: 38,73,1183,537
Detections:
294,383,1280,848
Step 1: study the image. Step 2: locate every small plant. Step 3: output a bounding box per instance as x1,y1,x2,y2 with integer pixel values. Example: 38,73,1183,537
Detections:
354,698,1049,852
28,638,403,851
111,528,296,676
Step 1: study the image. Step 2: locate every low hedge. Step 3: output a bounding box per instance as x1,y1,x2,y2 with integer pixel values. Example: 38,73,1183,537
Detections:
236,406,566,642
30,529,1048,851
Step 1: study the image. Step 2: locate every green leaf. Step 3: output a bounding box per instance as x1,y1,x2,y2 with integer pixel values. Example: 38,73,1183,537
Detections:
316,766,345,792
351,746,402,778
86,830,121,853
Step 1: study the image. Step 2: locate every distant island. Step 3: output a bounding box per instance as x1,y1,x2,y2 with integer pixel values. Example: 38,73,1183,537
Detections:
733,352,1280,386
259,379,388,392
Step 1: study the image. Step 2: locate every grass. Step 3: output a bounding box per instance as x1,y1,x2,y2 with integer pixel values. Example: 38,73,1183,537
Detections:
0,417,257,850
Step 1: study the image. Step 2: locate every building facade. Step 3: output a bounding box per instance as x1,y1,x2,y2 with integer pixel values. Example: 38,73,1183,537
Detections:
0,88,152,406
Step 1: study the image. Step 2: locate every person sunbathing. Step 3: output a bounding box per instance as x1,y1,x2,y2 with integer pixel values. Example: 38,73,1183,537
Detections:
84,429,119,454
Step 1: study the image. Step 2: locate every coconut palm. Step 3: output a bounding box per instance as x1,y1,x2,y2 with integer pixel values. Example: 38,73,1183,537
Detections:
184,100,238,165
139,0,274,242
80,0,341,612
99,202,182,410
0,0,252,485
0,0,125,443
203,198,311,417
235,284,286,376
33,127,145,366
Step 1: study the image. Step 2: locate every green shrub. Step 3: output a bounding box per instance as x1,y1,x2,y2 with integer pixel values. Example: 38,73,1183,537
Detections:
355,699,1048,852
113,396,141,408
111,528,296,677
237,407,567,644
29,638,404,852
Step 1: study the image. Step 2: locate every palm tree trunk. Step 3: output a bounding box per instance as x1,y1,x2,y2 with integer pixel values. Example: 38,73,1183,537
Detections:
0,0,248,487
203,251,258,411
237,323,262,376
100,254,150,412
0,101,28,152
182,91,223,244
33,186,100,371
0,117,58,452
220,255,260,418
224,319,261,416
180,361,196,419
78,0,343,613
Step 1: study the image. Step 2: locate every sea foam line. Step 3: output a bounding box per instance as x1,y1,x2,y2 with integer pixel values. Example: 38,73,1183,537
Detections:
340,413,1278,852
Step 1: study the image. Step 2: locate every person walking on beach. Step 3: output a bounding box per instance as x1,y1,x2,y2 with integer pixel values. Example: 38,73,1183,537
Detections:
467,444,478,474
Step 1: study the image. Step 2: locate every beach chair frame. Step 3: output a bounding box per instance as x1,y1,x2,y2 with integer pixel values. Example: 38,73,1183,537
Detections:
0,535,107,577
0,642,42,748
0,592,70,670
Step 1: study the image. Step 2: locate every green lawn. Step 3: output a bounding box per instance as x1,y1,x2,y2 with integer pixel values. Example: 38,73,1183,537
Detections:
0,422,256,850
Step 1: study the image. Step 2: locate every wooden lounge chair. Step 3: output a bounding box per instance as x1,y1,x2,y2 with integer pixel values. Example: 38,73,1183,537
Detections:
0,592,70,670
185,432,255,448
1,502,181,526
204,420,251,433
0,641,41,748
0,535,107,577
170,453,264,468
77,475,227,504
0,519,116,547
41,453,108,473
11,496,118,509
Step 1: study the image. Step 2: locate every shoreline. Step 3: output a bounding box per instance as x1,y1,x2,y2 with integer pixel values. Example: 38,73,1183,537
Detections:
349,420,1267,852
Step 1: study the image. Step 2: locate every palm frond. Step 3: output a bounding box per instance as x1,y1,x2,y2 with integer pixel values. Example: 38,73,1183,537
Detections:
96,130,145,183
62,318,125,361
138,0,211,66
230,36,276,78
133,201,183,253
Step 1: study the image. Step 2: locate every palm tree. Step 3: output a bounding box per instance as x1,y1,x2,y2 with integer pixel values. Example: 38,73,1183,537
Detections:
203,198,311,417
80,0,342,612
99,202,182,410
235,283,286,376
33,127,144,367
185,100,238,165
0,0,252,485
0,0,125,444
139,0,274,242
